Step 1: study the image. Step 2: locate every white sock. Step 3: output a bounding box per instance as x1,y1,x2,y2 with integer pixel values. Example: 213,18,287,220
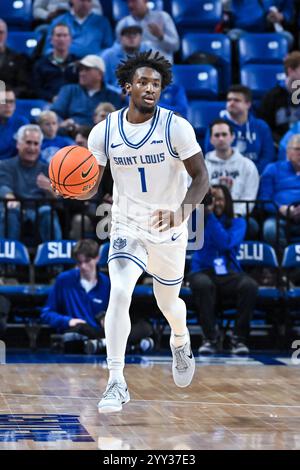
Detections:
105,257,143,386
171,329,189,348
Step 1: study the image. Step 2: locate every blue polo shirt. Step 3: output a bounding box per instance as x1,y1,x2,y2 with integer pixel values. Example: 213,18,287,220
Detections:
51,83,123,125
41,268,110,332
44,12,113,58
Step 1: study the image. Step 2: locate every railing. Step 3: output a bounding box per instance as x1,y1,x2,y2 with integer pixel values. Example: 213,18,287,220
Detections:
0,198,98,244
0,197,289,250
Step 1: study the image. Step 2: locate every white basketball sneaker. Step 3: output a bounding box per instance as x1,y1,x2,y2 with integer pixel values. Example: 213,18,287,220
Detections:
170,332,195,388
98,381,130,413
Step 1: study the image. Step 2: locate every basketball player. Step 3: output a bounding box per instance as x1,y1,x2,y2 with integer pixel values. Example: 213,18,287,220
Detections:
76,51,209,412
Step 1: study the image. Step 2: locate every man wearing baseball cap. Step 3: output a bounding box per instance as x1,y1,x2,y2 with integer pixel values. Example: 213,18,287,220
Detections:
115,0,179,63
51,54,123,132
101,24,148,89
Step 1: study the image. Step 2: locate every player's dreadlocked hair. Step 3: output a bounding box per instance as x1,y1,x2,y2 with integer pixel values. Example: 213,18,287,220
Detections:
116,50,172,92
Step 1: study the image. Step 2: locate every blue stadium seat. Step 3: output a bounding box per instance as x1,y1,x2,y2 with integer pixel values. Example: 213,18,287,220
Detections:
282,244,300,302
172,65,219,99
238,33,288,66
171,0,222,34
0,239,29,266
34,240,77,297
181,33,231,92
0,0,32,29
240,64,285,99
112,0,163,22
237,241,281,301
7,31,41,56
187,100,226,140
0,239,31,296
98,241,110,268
34,240,77,267
281,244,300,340
16,99,49,122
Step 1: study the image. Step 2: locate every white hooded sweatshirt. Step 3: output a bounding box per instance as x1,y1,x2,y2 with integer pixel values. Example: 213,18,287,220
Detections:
205,148,260,216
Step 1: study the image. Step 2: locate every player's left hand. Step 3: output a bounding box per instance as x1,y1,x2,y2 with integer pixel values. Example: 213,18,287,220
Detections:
152,209,183,232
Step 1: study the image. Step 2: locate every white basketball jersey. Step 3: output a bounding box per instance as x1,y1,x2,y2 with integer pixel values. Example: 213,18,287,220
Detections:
88,106,201,242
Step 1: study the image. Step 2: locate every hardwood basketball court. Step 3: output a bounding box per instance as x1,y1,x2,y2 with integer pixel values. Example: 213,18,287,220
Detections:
0,354,300,450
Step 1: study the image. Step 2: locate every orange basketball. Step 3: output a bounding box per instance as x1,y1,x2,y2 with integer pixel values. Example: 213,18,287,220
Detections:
49,145,99,196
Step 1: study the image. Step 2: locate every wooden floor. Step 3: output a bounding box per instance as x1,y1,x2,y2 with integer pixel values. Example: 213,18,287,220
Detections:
1,360,300,450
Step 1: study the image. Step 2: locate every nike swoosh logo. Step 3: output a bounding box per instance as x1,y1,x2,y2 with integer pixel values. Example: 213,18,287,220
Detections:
111,143,123,148
187,350,193,359
81,162,94,178
171,232,182,241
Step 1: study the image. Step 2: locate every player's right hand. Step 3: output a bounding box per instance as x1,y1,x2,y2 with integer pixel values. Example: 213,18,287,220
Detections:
50,182,75,199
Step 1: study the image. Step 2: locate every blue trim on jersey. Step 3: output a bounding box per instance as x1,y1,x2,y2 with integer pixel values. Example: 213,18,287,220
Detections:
165,111,179,159
118,106,161,149
151,273,184,286
108,254,145,272
104,113,111,159
108,251,147,269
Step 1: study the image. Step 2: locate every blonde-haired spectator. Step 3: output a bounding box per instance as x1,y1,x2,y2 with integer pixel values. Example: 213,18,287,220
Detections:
37,110,74,164
93,102,116,124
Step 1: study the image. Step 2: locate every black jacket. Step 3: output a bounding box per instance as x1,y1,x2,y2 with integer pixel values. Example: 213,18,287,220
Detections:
258,85,300,144
0,47,32,98
32,53,78,101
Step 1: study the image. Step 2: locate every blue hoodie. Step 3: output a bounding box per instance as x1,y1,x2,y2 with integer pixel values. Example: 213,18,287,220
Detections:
190,213,246,274
41,268,110,332
204,111,275,174
259,160,300,214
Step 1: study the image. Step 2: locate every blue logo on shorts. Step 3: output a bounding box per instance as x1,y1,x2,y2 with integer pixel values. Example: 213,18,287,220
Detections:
113,237,127,250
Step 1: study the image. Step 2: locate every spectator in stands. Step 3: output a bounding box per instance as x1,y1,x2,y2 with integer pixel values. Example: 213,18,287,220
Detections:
189,185,258,355
51,55,122,131
41,239,110,352
38,110,74,164
204,85,275,174
102,25,147,90
93,102,116,124
115,0,180,63
33,23,78,102
205,119,259,219
102,23,187,117
259,134,300,247
66,124,113,241
0,87,29,160
74,124,91,147
226,0,294,47
278,119,300,160
41,238,154,353
258,51,300,144
0,124,62,241
0,19,31,98
33,0,102,26
44,0,113,58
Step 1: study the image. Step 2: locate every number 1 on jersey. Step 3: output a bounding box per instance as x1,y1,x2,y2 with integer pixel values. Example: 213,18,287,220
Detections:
138,167,147,192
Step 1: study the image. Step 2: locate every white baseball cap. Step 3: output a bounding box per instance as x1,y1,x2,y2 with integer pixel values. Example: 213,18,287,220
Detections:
78,55,106,74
